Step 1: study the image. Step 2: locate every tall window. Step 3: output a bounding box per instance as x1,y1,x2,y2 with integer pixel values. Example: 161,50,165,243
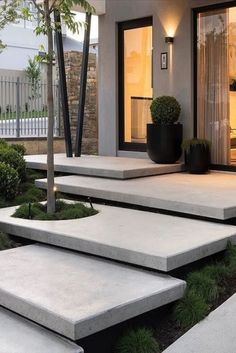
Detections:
196,6,236,166
119,18,153,150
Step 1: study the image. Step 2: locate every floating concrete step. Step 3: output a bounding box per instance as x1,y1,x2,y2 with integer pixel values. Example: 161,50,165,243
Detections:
1,204,236,271
36,172,236,219
0,245,185,340
25,153,183,179
163,294,236,353
0,307,83,353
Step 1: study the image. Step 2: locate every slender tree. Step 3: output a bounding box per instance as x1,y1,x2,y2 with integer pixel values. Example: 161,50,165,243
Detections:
0,0,93,213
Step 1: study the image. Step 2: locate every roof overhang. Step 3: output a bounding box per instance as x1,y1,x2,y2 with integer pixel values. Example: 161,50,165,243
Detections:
73,0,106,15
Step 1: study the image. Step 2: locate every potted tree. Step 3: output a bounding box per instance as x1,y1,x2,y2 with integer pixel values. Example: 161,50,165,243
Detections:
147,96,182,164
182,138,211,174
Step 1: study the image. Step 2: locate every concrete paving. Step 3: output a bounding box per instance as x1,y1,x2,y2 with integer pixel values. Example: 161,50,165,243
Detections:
25,153,183,179
0,307,83,353
0,244,185,340
163,293,236,353
1,204,236,271
36,171,236,219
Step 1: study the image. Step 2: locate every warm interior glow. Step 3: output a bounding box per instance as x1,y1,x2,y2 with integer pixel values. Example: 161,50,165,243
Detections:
158,1,188,37
124,26,153,143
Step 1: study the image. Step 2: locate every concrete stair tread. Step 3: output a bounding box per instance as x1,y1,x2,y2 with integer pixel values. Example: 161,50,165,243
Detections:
0,244,185,340
0,204,236,271
36,172,236,219
163,293,236,353
25,154,183,179
0,307,83,353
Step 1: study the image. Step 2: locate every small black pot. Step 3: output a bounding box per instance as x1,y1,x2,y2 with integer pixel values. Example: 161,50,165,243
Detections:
185,144,211,174
147,123,183,164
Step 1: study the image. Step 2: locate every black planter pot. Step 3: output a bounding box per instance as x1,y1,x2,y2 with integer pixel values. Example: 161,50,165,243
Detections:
147,123,183,164
185,144,211,174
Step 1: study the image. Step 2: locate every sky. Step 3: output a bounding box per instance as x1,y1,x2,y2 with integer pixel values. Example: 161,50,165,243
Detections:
67,12,98,42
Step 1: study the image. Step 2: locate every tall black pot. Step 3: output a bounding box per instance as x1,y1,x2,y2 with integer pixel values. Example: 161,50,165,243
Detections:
185,144,211,174
147,123,183,164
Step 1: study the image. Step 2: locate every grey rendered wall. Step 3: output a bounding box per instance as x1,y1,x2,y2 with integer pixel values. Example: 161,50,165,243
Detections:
98,0,192,156
98,0,235,157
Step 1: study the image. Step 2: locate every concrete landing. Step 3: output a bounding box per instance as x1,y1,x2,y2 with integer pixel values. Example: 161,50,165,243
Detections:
1,204,236,271
0,245,185,340
163,294,236,353
0,307,83,353
25,154,183,179
36,172,236,219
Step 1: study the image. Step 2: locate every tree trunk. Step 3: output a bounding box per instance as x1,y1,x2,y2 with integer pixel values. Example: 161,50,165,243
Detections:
45,1,55,213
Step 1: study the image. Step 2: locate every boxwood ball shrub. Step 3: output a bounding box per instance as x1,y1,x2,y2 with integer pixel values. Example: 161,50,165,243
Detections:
150,96,181,125
0,162,20,200
0,146,26,181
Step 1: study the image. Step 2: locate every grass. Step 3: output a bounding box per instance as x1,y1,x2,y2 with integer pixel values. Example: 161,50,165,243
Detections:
115,328,160,353
0,232,20,250
12,199,98,220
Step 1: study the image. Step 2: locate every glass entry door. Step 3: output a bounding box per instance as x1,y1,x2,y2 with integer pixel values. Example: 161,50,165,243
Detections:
118,17,153,151
196,5,236,166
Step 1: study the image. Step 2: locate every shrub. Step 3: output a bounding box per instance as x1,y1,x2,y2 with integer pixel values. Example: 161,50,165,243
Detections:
115,328,160,353
187,271,220,302
181,138,211,154
10,143,26,156
0,139,8,148
150,96,181,125
174,290,208,329
0,232,17,250
0,146,26,181
0,162,19,200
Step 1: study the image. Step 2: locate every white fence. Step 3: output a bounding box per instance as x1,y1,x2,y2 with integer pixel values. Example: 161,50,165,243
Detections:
0,77,62,138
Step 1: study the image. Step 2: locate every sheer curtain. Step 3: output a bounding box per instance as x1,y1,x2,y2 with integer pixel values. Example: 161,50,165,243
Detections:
197,9,230,165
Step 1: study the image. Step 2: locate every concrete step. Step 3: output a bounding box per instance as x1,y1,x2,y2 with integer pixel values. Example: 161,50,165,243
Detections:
36,172,236,220
1,204,236,271
25,154,183,179
0,307,83,353
0,244,185,340
163,294,236,353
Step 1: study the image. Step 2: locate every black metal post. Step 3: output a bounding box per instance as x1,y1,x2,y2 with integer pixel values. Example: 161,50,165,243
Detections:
74,12,91,157
54,10,73,157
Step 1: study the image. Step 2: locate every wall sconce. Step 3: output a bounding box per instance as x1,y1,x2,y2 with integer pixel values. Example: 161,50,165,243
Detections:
165,37,174,44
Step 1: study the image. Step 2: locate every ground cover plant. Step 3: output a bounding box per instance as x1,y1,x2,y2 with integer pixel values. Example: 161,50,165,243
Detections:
12,199,98,221
0,232,21,250
112,243,236,353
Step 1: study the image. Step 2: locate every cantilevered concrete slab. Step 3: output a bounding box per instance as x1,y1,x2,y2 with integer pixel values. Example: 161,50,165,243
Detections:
163,294,236,353
25,154,183,179
1,204,236,271
0,245,185,340
36,172,236,219
0,307,83,353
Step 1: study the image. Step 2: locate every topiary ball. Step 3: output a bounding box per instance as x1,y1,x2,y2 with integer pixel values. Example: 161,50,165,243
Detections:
115,327,160,353
150,96,181,125
0,162,20,200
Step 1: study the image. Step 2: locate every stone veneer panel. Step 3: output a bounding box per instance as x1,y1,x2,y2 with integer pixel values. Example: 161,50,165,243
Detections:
64,51,98,155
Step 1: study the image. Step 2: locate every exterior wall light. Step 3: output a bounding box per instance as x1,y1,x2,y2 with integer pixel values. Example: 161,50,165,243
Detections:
165,37,174,44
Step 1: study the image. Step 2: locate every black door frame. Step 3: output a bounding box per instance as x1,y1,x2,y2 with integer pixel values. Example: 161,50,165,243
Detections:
118,16,153,152
193,1,236,171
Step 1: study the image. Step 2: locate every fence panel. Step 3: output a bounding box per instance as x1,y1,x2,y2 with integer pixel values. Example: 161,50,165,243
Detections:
0,76,62,138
